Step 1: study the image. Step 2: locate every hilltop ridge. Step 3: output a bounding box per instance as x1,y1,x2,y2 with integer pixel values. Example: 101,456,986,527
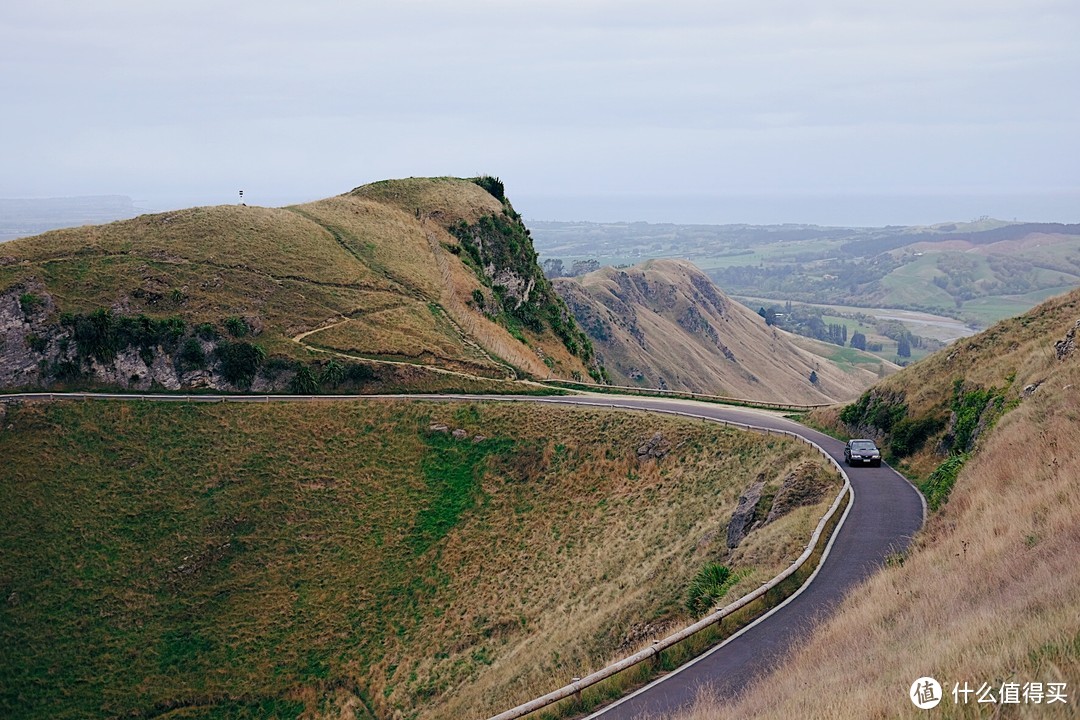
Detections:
0,177,598,393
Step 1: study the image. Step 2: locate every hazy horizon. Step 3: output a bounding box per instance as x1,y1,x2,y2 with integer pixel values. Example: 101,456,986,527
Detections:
3,188,1079,231
3,1,1078,229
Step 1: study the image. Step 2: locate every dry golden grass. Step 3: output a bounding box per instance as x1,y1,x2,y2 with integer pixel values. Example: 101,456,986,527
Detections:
289,195,444,299
0,399,837,720
442,453,841,720
556,260,876,404
678,292,1080,719
291,186,576,380
348,176,505,226
302,303,509,376
0,204,373,287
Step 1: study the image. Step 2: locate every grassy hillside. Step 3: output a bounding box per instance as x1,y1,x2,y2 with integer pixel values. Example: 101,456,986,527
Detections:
813,287,1080,485
678,288,1080,718
555,260,882,404
532,219,1080,330
0,399,839,720
0,177,597,393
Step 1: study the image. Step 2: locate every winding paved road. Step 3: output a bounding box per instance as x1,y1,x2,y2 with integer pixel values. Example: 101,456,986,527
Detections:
533,396,925,719
2,391,925,719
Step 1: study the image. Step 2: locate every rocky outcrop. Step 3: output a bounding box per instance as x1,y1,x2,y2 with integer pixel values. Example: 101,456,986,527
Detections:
0,283,62,387
636,432,671,461
726,479,765,549
429,423,485,443
1055,320,1079,361
0,287,288,392
765,462,831,524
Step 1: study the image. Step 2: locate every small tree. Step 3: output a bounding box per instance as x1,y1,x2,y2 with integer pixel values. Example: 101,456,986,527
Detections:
570,259,600,276
291,365,320,394
809,370,819,385
215,342,265,388
850,331,867,350
541,258,565,278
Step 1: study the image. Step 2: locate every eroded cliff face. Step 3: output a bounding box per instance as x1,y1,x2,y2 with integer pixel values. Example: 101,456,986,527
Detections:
447,195,602,379
0,282,55,387
0,283,288,392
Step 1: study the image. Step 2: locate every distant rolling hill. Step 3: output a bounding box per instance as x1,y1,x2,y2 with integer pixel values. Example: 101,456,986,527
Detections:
532,218,1080,331
555,259,886,404
0,177,599,393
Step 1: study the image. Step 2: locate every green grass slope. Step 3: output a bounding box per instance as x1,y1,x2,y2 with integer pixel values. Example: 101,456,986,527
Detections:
0,399,838,719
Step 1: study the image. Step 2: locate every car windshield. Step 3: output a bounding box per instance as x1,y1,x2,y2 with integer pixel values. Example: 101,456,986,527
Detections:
851,441,877,451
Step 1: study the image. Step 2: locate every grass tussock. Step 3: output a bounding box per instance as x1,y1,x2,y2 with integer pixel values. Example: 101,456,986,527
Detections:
0,399,836,720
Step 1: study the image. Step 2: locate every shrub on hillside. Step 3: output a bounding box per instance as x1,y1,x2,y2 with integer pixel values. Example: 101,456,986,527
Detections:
290,365,319,394
19,293,44,314
319,360,345,390
224,316,250,338
345,362,375,385
839,390,907,433
215,341,265,388
889,415,945,457
471,175,505,201
195,323,218,341
945,380,1004,453
178,338,206,370
62,309,185,364
920,454,967,510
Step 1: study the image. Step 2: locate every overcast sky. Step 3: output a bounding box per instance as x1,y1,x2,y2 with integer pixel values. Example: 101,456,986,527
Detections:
2,1,1078,225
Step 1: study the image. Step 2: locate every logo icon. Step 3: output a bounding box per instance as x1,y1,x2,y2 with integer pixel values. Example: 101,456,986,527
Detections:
910,677,943,709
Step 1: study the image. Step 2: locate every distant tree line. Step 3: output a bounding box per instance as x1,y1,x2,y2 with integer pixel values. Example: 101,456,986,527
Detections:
541,258,601,278
757,302,932,360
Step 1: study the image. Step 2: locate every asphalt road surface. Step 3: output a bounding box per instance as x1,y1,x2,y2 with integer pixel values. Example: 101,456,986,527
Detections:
3,391,925,719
